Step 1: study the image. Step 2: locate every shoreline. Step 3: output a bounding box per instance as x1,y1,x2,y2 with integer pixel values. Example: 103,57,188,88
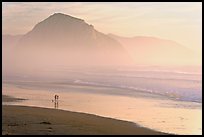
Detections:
3,82,202,135
2,95,168,135
2,95,27,102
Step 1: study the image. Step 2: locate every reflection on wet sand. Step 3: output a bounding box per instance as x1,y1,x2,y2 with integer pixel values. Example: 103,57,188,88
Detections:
2,83,202,135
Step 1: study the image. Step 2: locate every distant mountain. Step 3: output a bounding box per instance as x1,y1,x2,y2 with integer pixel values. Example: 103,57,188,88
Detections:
9,13,133,73
108,34,200,66
3,13,200,77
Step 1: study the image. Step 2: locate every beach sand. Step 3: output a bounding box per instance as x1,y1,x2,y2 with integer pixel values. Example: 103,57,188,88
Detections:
2,95,167,135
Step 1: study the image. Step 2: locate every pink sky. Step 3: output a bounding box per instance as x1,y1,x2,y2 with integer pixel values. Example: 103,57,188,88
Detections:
2,2,202,54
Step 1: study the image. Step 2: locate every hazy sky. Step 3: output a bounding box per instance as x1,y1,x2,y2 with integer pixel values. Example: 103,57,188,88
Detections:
2,2,202,53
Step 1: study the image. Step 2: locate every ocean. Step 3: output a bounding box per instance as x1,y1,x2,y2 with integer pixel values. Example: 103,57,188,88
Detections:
2,66,202,135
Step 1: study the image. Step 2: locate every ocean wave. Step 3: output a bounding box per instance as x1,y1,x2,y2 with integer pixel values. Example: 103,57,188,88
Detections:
80,72,201,82
73,79,202,103
116,69,202,75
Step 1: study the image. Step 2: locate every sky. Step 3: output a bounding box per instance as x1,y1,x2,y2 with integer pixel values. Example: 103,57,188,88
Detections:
2,2,202,54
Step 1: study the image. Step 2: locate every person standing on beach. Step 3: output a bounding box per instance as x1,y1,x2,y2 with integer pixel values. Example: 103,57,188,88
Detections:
53,94,59,109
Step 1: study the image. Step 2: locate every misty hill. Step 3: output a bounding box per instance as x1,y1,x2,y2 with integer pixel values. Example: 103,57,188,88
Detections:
3,34,23,59
108,34,200,66
3,34,23,47
9,13,133,73
3,35,23,76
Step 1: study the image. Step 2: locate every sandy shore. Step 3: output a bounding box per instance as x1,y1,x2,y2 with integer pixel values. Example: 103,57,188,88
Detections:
2,95,167,135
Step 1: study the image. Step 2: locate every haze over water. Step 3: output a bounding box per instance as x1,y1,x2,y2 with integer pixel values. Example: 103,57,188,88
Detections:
2,2,202,135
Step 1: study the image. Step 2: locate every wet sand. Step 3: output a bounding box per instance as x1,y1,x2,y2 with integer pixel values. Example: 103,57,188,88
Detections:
2,83,202,135
2,95,167,135
2,95,27,102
